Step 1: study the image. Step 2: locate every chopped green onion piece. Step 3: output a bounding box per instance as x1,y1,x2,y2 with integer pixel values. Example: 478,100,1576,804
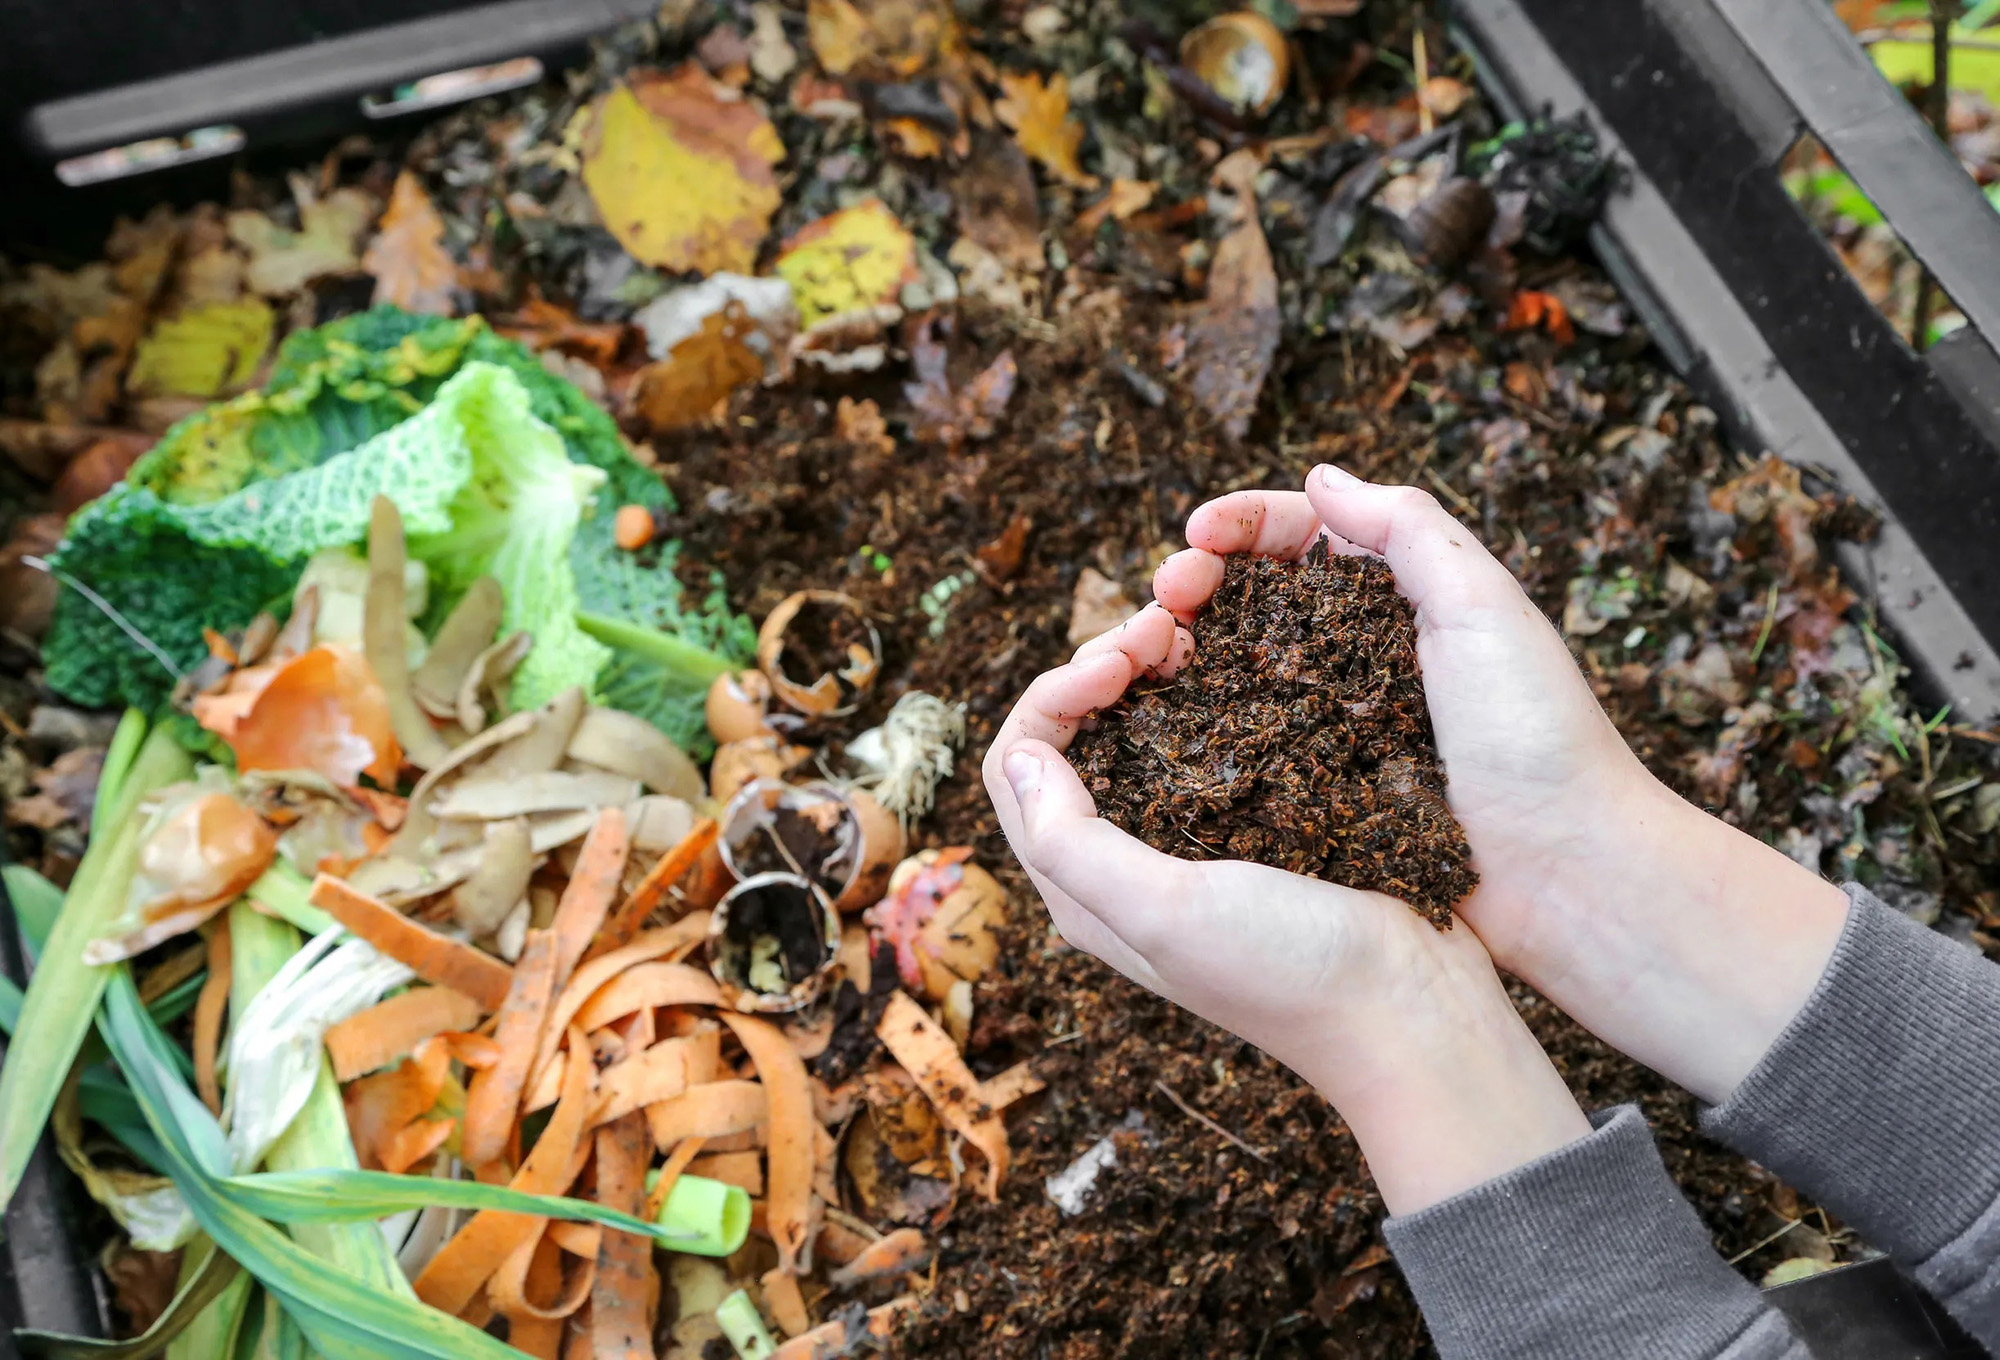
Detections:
717,1290,778,1360
644,1171,752,1257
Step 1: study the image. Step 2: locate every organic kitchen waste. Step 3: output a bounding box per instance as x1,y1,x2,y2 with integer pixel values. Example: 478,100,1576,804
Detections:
0,306,1019,1359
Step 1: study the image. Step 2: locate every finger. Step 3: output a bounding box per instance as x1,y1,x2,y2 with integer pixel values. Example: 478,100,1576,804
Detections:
1152,549,1224,621
1185,490,1338,560
1070,602,1178,674
1304,466,1527,615
1001,741,1191,962
994,652,1133,753
1155,626,1196,679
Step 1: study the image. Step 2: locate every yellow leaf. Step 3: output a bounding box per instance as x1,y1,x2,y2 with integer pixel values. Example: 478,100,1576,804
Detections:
582,65,785,277
126,300,276,399
363,172,457,316
772,200,918,329
996,72,1096,188
807,0,871,74
226,183,375,296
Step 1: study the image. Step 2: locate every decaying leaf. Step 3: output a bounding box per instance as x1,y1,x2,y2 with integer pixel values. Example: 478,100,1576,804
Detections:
952,134,1045,273
904,322,1017,450
227,181,375,297
363,172,458,316
996,72,1095,187
126,300,275,399
1067,567,1138,647
582,65,785,277
835,397,895,455
773,200,919,330
1183,167,1279,440
1075,178,1157,234
807,0,966,79
630,305,767,432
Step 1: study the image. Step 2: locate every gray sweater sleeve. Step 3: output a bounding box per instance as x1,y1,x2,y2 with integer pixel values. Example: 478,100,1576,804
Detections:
1703,883,2000,1345
1383,1106,1807,1359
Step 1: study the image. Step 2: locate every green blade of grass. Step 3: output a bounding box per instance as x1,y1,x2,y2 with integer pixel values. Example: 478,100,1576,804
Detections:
227,901,411,1297
0,724,193,1209
91,709,149,843
98,966,527,1360
16,1239,241,1358
225,1169,703,1246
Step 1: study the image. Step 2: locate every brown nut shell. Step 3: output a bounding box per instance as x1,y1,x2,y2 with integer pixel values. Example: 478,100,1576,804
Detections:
1180,12,1291,119
755,591,883,718
705,670,776,745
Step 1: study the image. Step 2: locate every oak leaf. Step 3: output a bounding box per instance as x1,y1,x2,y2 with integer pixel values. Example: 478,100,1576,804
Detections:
996,71,1095,187
364,171,458,315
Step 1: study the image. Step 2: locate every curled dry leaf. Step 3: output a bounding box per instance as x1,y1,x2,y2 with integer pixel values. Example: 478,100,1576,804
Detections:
126,300,275,399
904,321,1018,451
226,181,375,297
582,65,785,277
1184,173,1279,440
1075,178,1158,234
807,0,965,79
773,200,919,331
631,304,767,433
191,645,401,788
996,71,1096,187
875,990,1008,1199
363,171,457,315
1066,566,1139,647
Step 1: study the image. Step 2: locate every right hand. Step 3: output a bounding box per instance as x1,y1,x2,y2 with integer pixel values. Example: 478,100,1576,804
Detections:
1153,467,1850,1104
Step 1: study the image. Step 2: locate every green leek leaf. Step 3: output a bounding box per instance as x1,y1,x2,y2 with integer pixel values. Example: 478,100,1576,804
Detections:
226,1169,702,1246
16,1241,241,1358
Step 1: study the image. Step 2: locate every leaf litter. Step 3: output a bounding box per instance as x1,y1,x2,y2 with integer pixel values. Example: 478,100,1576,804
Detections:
2,0,1997,1356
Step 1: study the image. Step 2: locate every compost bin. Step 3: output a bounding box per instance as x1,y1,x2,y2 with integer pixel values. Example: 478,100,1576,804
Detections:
3,0,1998,1356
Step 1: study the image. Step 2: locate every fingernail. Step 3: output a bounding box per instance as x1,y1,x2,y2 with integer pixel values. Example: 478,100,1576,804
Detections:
1004,749,1042,801
1315,463,1360,489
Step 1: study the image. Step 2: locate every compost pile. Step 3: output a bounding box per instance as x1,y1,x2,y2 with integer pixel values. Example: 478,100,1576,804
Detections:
2,0,1999,1357
1071,547,1476,927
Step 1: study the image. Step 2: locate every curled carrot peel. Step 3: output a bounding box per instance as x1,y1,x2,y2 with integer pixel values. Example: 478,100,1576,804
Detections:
642,1134,707,1224
192,919,233,1115
461,928,558,1169
592,1032,723,1127
379,1116,456,1176
549,806,630,989
688,1150,762,1196
492,1227,595,1324
586,818,719,962
500,1236,566,1359
523,913,712,1103
413,1025,596,1316
645,1080,768,1151
308,874,514,1010
343,1036,452,1171
722,1013,818,1276
591,1112,656,1360
572,962,720,1032
324,985,486,1083
762,1266,810,1337
771,1297,916,1360
828,1227,930,1289
876,991,1009,1200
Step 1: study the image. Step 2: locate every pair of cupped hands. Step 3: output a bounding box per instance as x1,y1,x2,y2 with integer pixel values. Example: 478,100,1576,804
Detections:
983,467,1851,1214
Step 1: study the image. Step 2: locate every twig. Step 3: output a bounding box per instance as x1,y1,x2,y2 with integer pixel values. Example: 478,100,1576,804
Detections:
1423,467,1477,518
1749,579,1782,664
1945,724,2000,744
1727,1217,1803,1266
1152,1080,1270,1162
1413,5,1433,136
1912,0,1961,350
22,556,184,679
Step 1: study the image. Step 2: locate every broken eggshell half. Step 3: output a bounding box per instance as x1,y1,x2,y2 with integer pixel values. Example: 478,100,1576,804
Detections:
705,669,778,744
707,871,842,1013
717,778,904,912
755,591,882,719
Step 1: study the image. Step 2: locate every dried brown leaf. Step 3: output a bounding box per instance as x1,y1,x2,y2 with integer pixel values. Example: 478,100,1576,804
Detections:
364,172,458,316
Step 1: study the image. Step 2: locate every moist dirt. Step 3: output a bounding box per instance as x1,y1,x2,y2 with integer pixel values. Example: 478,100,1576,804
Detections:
1069,546,1476,927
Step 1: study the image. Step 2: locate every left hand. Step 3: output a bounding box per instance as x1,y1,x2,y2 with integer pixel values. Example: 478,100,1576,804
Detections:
982,606,1591,1213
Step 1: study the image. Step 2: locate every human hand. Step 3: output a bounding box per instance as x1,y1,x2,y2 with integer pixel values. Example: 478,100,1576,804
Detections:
981,606,1590,1213
1154,466,1849,1104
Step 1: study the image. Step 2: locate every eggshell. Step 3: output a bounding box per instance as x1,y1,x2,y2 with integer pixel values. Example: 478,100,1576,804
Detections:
705,670,776,745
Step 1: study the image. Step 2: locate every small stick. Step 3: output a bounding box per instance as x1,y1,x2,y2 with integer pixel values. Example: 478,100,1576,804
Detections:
1153,1080,1269,1162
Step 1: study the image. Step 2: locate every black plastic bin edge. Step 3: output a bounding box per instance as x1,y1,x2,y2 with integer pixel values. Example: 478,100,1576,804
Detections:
1450,0,2000,726
0,866,108,1360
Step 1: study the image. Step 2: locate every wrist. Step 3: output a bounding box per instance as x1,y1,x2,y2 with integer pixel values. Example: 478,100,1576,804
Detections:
1498,770,1849,1104
1308,949,1593,1216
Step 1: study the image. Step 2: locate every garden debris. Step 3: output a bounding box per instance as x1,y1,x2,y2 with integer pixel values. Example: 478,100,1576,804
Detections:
362,172,458,316
1066,567,1138,647
1182,154,1280,439
1180,12,1291,119
773,201,918,330
582,66,785,276
903,321,1017,450
1073,547,1478,926
126,301,275,399
996,71,1095,187
227,181,375,297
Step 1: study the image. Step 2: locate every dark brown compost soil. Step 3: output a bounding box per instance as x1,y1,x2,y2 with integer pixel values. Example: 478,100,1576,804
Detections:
1068,545,1477,927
